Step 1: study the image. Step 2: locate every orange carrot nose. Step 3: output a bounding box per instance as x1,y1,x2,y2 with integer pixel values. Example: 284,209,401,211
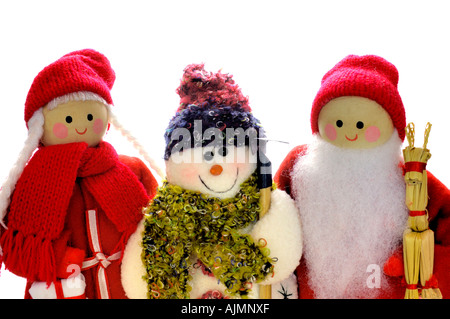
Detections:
210,164,223,176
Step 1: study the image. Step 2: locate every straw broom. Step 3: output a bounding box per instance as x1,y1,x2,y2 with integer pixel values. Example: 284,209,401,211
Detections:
257,145,272,299
402,122,442,299
259,187,272,299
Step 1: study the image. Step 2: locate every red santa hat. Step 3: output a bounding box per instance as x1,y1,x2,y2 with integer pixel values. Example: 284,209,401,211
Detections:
0,49,163,227
310,55,406,141
24,49,115,125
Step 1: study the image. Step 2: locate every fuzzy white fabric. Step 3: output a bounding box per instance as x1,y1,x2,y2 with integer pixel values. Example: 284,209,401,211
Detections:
250,188,302,285
272,273,298,299
291,132,408,299
121,218,148,299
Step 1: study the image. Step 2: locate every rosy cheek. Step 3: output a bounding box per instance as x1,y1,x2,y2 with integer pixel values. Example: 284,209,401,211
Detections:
365,125,381,143
324,123,337,141
52,123,68,139
181,165,200,179
93,119,104,135
231,162,245,173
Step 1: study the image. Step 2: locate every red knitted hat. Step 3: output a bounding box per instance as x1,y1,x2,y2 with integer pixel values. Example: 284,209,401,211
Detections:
310,55,406,141
24,49,115,124
176,63,251,112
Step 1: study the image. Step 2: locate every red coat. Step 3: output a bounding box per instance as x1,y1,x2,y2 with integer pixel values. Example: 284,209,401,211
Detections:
43,155,158,299
274,144,450,299
1,142,158,299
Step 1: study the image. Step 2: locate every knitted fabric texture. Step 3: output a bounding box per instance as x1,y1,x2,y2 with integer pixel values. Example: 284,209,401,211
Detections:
176,63,250,112
24,49,115,125
310,55,406,141
164,104,264,160
141,173,275,299
164,63,264,159
0,142,149,283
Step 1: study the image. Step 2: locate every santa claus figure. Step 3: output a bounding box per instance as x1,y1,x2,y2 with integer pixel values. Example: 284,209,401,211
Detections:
0,49,159,299
275,55,450,299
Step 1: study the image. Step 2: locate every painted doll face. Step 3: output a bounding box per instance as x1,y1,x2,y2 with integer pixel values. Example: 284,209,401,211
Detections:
165,145,257,199
317,96,394,149
41,100,109,147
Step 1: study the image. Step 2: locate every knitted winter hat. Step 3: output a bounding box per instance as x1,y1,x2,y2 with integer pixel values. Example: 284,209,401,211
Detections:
310,55,406,141
24,49,115,125
164,63,264,160
0,49,163,226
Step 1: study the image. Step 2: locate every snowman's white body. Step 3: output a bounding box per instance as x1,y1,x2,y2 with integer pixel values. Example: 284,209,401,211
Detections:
121,146,302,299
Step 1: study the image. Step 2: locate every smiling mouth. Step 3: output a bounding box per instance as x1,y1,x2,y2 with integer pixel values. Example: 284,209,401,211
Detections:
199,168,239,194
345,134,358,141
76,128,87,135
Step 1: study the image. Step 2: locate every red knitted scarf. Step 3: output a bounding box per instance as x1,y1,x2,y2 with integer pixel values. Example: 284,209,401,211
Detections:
0,142,149,283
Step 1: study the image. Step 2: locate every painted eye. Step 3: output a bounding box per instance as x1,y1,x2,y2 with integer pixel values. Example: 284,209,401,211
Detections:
336,120,343,128
356,121,364,129
218,147,228,157
87,114,94,121
65,116,73,124
203,151,214,161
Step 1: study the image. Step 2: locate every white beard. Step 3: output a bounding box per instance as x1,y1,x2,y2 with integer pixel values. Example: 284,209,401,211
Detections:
291,133,408,298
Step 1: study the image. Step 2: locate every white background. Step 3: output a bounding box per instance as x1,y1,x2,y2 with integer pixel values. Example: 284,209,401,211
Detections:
1,0,449,298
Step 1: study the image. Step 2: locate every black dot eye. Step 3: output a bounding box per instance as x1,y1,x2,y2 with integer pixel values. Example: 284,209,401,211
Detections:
65,116,73,124
356,121,364,129
336,120,343,128
87,114,93,121
203,151,214,161
218,147,228,157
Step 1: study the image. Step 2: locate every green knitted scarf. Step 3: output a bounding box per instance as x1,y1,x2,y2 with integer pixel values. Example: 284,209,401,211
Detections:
141,172,275,299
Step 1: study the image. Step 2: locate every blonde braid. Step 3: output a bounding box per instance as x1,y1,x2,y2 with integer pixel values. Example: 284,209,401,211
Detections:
106,106,165,180
0,109,44,228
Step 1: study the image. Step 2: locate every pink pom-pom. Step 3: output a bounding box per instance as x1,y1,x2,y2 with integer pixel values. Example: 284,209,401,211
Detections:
176,63,250,112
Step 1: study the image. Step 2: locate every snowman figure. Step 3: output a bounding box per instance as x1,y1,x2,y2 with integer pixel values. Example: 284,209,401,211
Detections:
121,64,302,299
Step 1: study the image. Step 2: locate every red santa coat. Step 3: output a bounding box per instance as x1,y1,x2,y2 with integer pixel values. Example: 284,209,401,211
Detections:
1,142,158,299
274,144,450,299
